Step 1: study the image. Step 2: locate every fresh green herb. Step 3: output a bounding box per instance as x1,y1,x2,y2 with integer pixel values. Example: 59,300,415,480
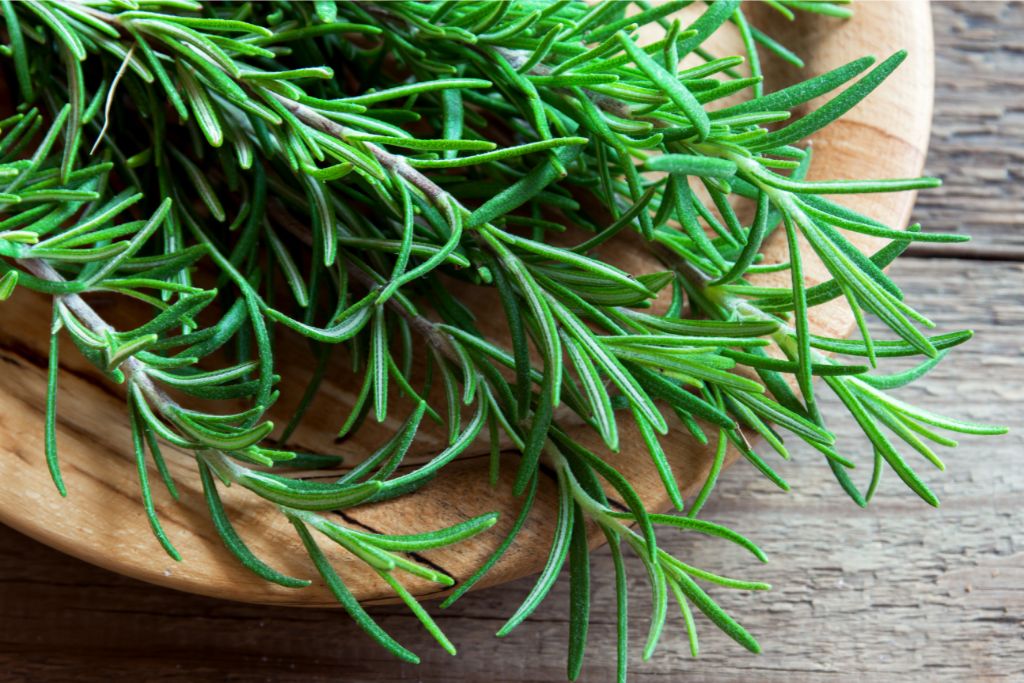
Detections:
0,1,1004,679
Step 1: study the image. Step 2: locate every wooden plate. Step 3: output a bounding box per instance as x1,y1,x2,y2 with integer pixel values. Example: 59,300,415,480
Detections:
0,1,934,606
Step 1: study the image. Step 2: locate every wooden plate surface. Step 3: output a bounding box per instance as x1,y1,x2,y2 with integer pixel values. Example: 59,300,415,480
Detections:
0,1,934,606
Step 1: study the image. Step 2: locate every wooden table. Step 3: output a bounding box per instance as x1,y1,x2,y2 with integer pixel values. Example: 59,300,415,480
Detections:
2,3,1021,681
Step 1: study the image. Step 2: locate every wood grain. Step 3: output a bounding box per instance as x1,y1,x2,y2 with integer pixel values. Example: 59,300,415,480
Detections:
6,1,1020,681
912,1,1024,254
0,0,934,608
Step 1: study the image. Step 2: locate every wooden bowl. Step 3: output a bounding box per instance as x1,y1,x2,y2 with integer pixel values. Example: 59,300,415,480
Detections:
0,1,934,607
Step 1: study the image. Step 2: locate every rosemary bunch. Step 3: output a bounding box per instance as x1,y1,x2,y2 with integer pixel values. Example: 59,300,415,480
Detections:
0,0,1005,678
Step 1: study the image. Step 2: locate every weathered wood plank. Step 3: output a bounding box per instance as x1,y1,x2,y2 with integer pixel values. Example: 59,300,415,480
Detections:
912,2,1024,252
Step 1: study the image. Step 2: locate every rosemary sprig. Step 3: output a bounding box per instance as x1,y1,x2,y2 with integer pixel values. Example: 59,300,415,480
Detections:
0,1,1005,679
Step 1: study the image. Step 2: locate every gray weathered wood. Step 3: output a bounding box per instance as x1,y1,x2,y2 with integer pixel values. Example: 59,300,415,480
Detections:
912,2,1024,254
1,2,1022,681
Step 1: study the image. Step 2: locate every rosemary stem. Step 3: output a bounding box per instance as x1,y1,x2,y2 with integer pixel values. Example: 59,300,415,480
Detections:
270,93,451,209
492,46,633,119
16,257,175,414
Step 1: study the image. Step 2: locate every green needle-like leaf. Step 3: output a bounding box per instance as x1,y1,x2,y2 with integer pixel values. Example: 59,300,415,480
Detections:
618,32,710,140
197,461,310,588
497,464,574,637
291,516,420,664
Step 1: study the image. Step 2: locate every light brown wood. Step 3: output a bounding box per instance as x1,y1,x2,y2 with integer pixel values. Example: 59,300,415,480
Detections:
0,1,934,607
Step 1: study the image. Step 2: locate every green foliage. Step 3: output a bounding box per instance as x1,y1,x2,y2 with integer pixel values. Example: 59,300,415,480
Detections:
0,0,1004,678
